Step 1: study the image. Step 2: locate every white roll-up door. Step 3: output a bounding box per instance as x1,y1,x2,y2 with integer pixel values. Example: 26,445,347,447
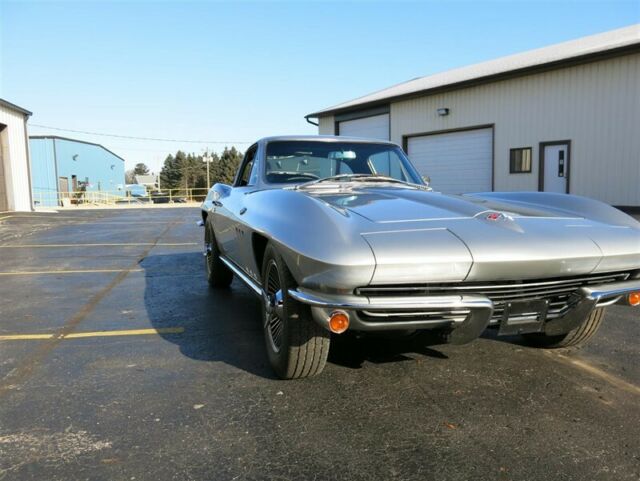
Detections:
406,127,493,194
338,114,390,141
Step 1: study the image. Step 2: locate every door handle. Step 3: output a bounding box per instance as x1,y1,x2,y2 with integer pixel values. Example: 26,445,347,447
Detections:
239,207,247,215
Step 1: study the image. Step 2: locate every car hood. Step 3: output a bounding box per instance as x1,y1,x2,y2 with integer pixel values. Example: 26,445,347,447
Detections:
303,186,640,283
310,187,572,222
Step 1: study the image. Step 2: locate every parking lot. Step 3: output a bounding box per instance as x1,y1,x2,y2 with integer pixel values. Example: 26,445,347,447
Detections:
0,207,638,480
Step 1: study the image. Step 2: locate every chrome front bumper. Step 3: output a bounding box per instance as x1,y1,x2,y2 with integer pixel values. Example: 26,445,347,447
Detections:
288,278,640,343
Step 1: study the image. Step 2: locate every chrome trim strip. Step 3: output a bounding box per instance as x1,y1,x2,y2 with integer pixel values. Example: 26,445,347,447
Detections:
596,296,623,307
356,272,629,294
219,256,263,297
580,279,640,300
288,288,493,311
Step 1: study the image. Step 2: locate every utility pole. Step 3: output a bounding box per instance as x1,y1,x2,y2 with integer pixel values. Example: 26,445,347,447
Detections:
204,150,212,188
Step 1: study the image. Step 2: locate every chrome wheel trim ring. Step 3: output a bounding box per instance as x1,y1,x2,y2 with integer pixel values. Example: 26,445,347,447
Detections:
205,243,213,276
264,260,284,353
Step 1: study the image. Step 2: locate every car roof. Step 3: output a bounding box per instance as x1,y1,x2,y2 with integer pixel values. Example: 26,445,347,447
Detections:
258,135,398,146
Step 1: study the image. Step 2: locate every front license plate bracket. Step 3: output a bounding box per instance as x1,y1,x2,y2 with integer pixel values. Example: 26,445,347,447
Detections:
498,299,549,336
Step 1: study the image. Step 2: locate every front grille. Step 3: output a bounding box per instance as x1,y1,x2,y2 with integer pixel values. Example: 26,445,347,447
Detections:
356,271,630,323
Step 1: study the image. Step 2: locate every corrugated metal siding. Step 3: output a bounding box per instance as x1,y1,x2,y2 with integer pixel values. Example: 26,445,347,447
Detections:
389,53,640,206
29,138,58,207
30,138,126,205
53,139,125,194
318,115,335,135
0,105,32,211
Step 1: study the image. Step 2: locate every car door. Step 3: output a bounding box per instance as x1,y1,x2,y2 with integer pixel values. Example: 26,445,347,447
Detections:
212,145,258,269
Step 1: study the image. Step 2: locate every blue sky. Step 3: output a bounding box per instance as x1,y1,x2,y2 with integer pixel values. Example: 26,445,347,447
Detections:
1,0,638,172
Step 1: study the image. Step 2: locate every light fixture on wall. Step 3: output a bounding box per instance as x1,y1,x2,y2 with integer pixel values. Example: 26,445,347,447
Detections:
437,108,450,116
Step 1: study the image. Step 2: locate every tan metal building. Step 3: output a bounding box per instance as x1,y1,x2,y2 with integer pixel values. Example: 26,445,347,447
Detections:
306,25,640,207
0,99,33,212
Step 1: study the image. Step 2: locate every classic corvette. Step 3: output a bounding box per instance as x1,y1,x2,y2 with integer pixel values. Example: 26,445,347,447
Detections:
201,136,640,379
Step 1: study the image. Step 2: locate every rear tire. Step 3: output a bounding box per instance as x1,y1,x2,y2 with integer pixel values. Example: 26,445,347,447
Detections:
205,222,233,288
261,243,330,379
523,307,605,349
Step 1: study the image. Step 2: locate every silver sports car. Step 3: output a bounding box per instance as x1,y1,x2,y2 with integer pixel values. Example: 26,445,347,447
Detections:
202,136,640,379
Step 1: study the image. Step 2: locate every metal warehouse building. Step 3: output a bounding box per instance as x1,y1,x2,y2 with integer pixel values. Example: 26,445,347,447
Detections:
30,136,126,207
306,25,640,207
0,99,33,212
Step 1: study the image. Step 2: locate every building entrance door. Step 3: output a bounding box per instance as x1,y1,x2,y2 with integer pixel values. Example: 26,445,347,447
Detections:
541,141,570,193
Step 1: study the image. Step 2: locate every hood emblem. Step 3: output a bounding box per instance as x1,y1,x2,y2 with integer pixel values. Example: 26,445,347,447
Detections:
485,212,504,221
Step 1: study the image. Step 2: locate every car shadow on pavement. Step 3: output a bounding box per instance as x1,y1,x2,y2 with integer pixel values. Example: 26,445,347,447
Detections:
329,332,449,369
141,252,452,377
480,327,530,347
141,251,278,379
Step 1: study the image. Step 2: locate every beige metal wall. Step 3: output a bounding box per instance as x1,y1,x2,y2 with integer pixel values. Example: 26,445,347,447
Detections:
318,115,334,135
0,105,32,211
390,53,640,206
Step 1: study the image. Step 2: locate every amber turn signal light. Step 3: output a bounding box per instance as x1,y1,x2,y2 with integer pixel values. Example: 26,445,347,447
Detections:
328,311,350,334
629,291,640,307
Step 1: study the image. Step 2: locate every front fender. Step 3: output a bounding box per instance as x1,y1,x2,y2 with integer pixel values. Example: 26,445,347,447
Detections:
243,189,376,292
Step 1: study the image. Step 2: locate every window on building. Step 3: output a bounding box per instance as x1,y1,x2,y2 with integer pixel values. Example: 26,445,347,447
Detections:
510,148,532,173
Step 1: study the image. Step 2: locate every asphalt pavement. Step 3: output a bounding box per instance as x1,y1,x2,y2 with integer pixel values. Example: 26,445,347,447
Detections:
0,208,638,481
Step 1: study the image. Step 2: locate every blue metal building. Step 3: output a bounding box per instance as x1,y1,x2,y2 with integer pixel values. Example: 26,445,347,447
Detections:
29,136,125,206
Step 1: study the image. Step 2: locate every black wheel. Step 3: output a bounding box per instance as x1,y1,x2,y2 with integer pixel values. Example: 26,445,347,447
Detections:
523,308,605,349
204,221,233,288
261,242,330,379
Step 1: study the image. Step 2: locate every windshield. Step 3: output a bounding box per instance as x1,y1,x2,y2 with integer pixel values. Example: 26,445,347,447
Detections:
264,140,423,185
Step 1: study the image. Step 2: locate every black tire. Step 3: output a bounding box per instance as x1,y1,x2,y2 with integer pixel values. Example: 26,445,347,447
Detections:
204,221,233,288
523,307,605,349
261,242,330,379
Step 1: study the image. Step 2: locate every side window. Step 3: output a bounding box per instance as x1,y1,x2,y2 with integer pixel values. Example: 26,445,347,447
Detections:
248,159,260,185
236,146,257,186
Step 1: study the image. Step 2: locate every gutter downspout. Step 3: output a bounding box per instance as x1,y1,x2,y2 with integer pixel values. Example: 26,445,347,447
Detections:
305,116,319,127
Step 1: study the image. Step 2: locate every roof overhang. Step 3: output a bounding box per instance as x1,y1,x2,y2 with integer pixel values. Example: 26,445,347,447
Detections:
306,24,640,119
0,99,32,117
29,135,126,162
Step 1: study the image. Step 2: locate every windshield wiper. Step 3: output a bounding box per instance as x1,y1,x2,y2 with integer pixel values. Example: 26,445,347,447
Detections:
293,174,413,190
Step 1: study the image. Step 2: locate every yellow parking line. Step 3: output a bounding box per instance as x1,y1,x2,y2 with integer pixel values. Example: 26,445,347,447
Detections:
0,268,143,276
548,352,640,396
0,242,198,248
65,327,184,338
0,327,184,341
0,333,53,340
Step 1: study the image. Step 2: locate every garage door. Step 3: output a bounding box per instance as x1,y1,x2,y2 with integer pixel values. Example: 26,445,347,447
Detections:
406,128,493,194
338,114,389,141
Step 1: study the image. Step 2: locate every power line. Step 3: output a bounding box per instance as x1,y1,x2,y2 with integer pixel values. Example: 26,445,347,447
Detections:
30,124,253,144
